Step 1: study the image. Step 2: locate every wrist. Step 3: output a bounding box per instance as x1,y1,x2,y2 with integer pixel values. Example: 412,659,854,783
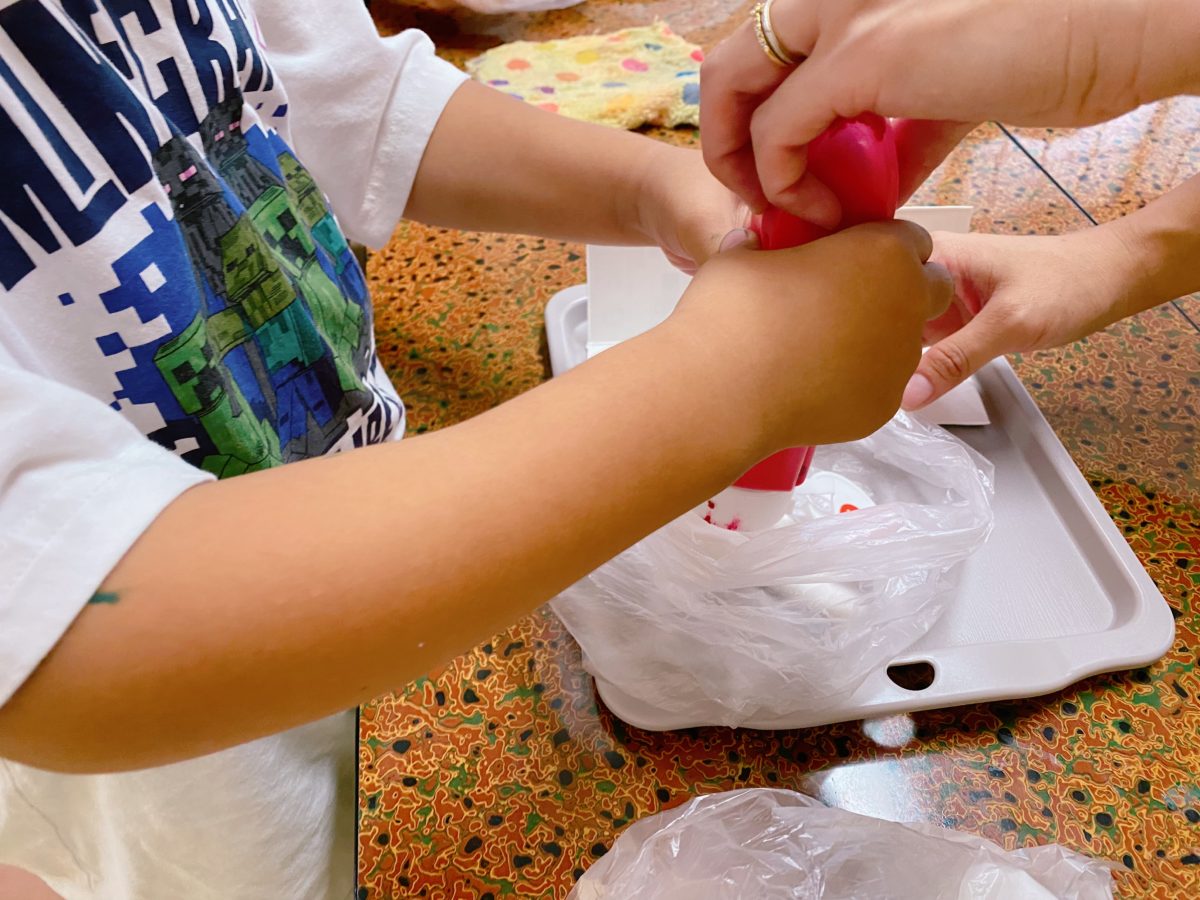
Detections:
1062,224,1153,330
625,141,688,245
1102,204,1200,318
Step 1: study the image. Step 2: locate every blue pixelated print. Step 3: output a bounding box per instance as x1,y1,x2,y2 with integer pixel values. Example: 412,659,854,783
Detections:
0,0,392,475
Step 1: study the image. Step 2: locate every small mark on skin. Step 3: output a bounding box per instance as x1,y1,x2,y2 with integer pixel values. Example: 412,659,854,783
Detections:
88,591,119,605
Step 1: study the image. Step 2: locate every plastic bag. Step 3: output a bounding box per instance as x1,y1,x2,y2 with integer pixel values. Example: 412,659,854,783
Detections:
570,789,1116,899
550,413,994,728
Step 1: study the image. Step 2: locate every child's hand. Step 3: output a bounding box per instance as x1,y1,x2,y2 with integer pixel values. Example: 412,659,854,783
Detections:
902,229,1142,410
630,131,971,274
667,220,953,449
634,146,754,275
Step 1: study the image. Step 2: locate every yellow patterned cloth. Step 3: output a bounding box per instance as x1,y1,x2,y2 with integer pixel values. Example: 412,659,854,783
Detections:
465,23,702,129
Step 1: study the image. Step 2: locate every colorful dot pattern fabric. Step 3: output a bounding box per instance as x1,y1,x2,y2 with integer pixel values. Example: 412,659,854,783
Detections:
465,22,702,129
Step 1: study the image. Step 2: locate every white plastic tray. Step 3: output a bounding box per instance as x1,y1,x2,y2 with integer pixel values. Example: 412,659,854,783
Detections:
544,275,1175,730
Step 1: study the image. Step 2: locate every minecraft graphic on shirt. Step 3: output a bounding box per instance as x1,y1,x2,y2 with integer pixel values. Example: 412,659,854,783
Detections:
0,0,402,477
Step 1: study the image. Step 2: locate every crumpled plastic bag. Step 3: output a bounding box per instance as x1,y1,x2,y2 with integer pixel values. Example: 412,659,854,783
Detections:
550,414,994,728
570,789,1116,899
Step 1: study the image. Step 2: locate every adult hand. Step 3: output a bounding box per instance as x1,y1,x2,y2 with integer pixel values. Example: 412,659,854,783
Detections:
700,0,1177,215
902,228,1144,409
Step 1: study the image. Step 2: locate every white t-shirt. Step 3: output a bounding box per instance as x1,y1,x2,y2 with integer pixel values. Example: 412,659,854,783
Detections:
0,0,466,896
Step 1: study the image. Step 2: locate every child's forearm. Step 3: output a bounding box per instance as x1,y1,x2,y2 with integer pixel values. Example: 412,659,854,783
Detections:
1105,172,1200,319
404,80,673,245
0,221,946,773
0,321,760,773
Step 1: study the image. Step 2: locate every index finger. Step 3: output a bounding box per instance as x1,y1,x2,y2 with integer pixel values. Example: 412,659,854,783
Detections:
699,20,794,210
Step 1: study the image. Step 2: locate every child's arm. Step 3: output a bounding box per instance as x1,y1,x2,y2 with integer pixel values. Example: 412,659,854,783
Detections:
252,0,744,269
404,81,747,265
0,223,950,773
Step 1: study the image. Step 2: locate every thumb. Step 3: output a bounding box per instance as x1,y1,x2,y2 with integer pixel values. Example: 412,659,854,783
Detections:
901,315,1006,410
717,226,761,253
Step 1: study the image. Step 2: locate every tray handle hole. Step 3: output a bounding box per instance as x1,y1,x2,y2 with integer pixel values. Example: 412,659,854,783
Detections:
887,660,936,692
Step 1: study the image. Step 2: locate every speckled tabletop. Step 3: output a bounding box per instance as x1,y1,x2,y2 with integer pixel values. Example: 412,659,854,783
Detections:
358,3,1200,897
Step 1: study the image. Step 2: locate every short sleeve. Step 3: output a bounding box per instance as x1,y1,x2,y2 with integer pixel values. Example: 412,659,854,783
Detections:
0,364,213,707
247,0,469,248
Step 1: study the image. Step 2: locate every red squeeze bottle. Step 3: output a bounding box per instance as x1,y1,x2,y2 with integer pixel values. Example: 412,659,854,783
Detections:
704,114,899,531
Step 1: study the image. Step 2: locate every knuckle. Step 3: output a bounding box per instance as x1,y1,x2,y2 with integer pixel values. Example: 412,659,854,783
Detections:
758,173,791,210
841,225,888,254
748,108,770,146
864,229,917,270
699,49,721,78
924,341,972,384
700,138,722,167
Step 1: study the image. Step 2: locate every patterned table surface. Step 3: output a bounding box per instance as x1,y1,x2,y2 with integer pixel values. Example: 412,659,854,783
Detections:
358,3,1200,897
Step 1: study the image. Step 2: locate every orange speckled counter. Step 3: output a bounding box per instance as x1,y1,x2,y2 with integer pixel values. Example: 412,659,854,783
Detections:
358,3,1200,897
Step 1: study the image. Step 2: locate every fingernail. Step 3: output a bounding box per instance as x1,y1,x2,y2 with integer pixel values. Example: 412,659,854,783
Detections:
718,227,753,252
901,373,935,410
